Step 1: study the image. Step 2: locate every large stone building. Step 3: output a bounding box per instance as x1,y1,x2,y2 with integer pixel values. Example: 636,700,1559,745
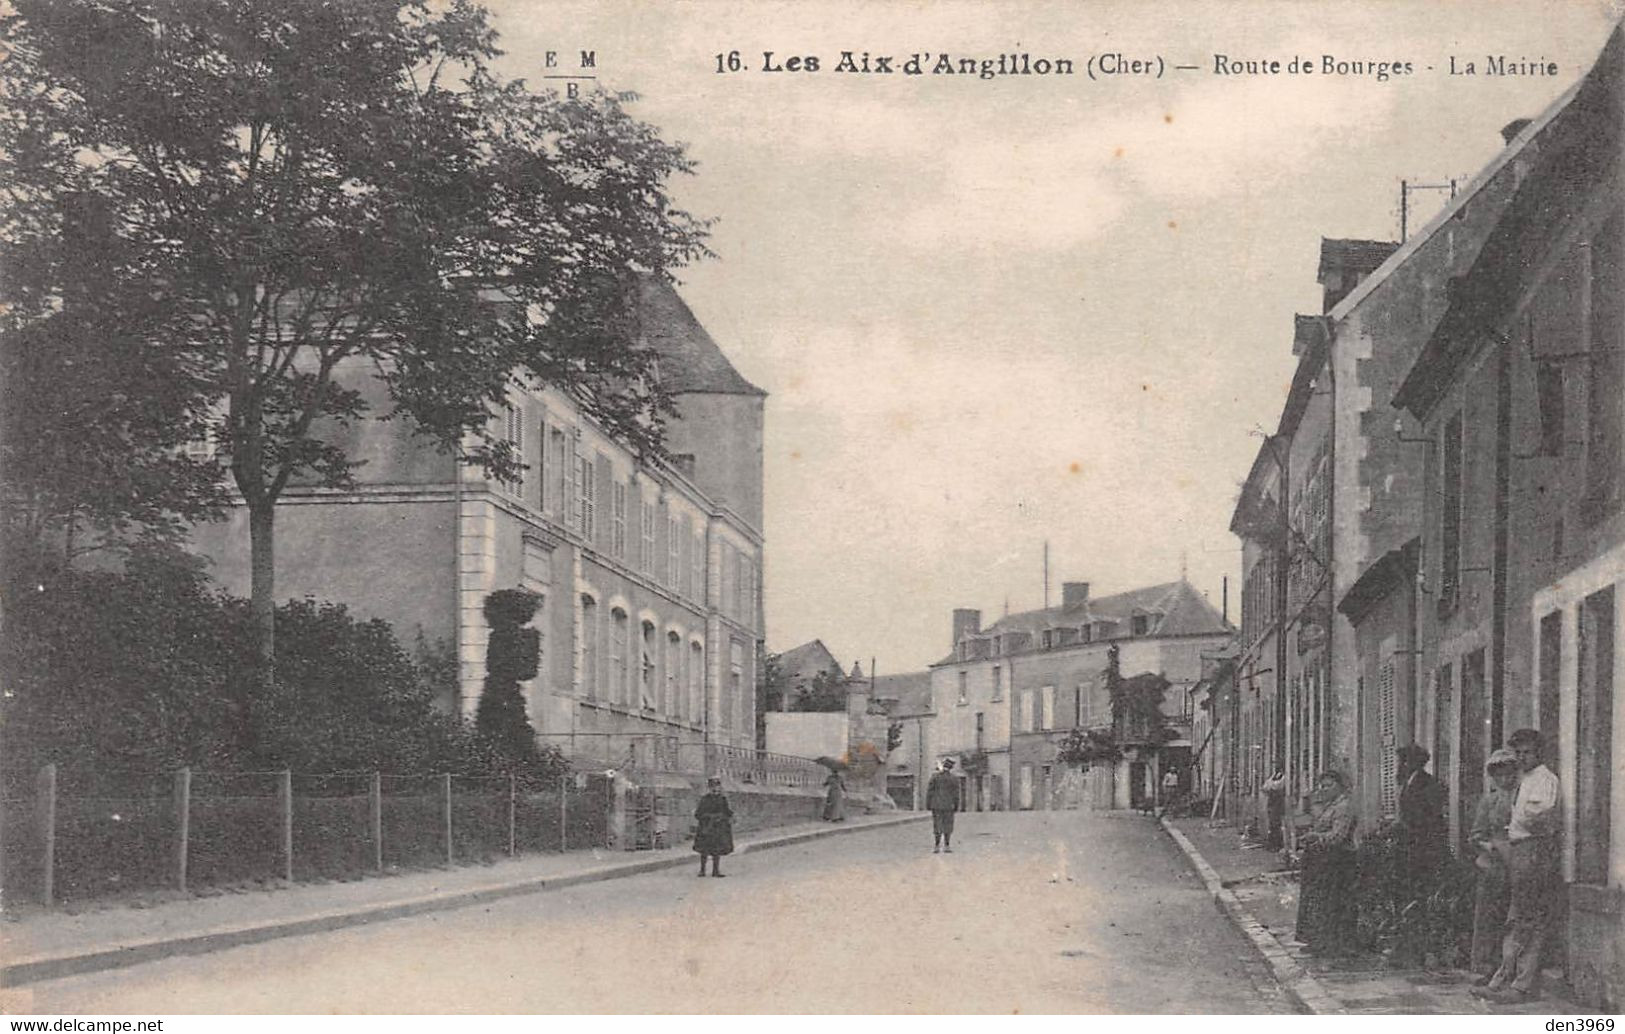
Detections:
1391,25,1621,1008
928,579,1233,812
193,277,767,763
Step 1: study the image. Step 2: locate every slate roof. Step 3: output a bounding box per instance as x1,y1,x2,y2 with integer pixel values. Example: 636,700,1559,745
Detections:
635,277,766,397
934,579,1234,666
873,671,934,717
775,639,843,684
1317,238,1399,282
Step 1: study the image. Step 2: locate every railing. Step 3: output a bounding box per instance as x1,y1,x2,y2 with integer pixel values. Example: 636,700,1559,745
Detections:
0,763,611,909
679,743,828,790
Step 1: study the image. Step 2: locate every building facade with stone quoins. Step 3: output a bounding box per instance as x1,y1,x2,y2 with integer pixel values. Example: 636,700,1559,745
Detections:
192,278,767,758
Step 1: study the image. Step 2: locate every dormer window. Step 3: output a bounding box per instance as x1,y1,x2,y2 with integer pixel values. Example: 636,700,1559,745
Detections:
1132,615,1149,636
1041,629,1053,650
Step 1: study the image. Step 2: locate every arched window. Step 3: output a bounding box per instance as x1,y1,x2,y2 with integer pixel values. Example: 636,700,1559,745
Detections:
610,608,629,706
639,620,657,710
666,631,682,720
690,641,705,726
580,595,599,700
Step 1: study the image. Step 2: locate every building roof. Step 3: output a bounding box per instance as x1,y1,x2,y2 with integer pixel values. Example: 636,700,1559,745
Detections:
873,671,933,717
1394,24,1622,419
635,277,767,397
934,579,1233,665
775,639,843,684
1317,238,1400,283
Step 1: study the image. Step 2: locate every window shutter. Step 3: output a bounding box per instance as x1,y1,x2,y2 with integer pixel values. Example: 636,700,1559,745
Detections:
1379,659,1398,819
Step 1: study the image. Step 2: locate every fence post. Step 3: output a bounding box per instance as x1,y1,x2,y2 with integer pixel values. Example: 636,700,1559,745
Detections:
37,764,56,907
559,774,568,853
369,772,382,873
174,767,191,893
507,774,516,858
279,770,293,882
443,773,453,866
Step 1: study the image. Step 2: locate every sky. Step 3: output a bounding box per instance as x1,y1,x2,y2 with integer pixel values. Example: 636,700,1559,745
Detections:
485,0,1620,673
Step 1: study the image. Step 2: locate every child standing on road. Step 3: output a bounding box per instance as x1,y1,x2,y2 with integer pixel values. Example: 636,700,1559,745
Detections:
694,776,734,877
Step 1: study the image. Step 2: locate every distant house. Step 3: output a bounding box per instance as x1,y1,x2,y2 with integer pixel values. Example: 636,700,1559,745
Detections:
929,579,1234,812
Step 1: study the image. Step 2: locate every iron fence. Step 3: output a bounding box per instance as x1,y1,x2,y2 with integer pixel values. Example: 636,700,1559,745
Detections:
0,763,613,909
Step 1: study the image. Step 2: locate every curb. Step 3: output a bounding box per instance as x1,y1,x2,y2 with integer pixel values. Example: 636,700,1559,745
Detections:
2,812,928,988
1159,816,1345,1015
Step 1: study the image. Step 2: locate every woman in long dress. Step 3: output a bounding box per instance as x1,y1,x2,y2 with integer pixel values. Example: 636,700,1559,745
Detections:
822,770,846,822
1295,770,1359,956
694,777,734,877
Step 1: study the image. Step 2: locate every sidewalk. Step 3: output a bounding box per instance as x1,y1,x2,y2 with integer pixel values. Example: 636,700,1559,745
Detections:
1,811,926,988
1162,815,1588,1015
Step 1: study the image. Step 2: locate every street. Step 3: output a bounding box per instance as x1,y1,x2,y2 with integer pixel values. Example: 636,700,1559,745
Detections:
6,811,1293,1014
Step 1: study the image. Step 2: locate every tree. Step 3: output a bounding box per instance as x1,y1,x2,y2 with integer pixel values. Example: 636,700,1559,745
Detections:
755,651,788,749
475,589,541,765
791,668,849,713
0,0,710,695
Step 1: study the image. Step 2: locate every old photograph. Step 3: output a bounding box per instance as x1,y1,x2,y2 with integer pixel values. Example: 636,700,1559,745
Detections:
0,0,1621,1018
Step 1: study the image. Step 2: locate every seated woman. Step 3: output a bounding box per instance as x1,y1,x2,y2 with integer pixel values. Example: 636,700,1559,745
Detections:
1294,770,1359,957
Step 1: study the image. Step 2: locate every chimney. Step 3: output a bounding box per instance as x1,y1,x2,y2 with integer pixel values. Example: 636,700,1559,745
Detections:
1500,118,1532,145
951,608,981,646
1062,582,1091,609
1318,238,1399,313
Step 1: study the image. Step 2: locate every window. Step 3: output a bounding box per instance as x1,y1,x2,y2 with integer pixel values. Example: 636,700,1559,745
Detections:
550,430,568,516
1074,683,1085,727
666,632,682,719
1577,587,1615,883
610,608,628,705
957,671,968,706
1536,364,1566,458
640,620,657,710
640,497,657,573
1441,411,1464,605
580,595,599,699
991,666,1002,701
1021,689,1036,733
1041,685,1055,730
975,712,985,751
668,516,682,587
689,641,705,724
535,417,548,510
502,403,524,496
1041,630,1053,650
1585,212,1622,514
1081,624,1093,644
1132,614,1149,636
575,447,596,540
692,533,706,603
611,482,627,558
727,641,744,734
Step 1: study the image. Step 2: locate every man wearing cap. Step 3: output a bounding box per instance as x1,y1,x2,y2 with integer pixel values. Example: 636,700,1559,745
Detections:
1392,743,1447,967
927,758,962,853
1475,728,1562,1003
1468,748,1521,979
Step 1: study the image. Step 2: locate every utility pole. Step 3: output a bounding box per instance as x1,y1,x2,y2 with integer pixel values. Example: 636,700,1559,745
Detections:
1400,178,1459,241
1043,540,1050,609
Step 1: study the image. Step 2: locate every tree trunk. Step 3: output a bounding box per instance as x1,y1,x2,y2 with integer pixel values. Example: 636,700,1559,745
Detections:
248,500,276,695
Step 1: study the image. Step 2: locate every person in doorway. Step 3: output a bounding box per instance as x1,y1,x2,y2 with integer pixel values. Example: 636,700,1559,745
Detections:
693,776,734,877
822,768,847,822
1475,728,1562,1003
927,758,962,853
1294,770,1359,957
1469,749,1521,980
1262,768,1288,851
1158,765,1180,817
1391,744,1448,967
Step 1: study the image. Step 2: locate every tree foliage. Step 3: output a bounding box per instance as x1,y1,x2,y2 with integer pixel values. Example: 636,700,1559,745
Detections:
0,0,711,686
0,543,558,779
791,668,849,713
475,588,541,765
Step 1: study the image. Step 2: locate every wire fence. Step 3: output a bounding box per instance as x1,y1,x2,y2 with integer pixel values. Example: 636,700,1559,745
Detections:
0,763,612,909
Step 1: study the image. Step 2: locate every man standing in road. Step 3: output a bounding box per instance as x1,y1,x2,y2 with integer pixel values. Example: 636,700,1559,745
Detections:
927,758,962,853
1474,727,1562,1003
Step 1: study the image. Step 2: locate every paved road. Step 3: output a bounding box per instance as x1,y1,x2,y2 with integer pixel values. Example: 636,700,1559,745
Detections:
6,811,1294,1014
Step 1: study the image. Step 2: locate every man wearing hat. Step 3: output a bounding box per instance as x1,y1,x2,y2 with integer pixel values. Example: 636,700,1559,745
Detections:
1392,743,1447,966
1468,748,1522,979
926,758,962,853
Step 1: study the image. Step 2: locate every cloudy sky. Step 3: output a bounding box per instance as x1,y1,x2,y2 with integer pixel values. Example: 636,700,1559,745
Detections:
487,0,1619,673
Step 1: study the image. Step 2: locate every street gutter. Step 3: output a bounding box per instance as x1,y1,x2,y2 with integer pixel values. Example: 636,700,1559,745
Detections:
1159,816,1344,1015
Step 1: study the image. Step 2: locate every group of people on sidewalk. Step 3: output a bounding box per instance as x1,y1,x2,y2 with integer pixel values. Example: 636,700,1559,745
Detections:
1284,728,1564,1004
